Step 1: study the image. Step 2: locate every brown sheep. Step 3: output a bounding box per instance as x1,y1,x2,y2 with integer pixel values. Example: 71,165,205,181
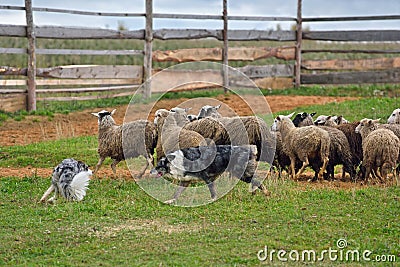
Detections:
355,118,400,182
271,113,330,181
155,110,206,160
91,109,157,178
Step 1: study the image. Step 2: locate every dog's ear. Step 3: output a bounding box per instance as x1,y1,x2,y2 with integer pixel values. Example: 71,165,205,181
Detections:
166,154,176,162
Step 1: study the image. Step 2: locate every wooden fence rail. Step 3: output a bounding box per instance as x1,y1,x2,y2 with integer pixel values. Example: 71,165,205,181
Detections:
0,0,399,111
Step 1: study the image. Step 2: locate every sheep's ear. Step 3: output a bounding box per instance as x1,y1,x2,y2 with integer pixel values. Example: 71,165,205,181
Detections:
326,115,332,120
310,112,316,117
276,116,281,121
286,112,295,119
215,104,221,109
91,112,99,117
185,108,192,112
373,118,381,123
111,109,116,116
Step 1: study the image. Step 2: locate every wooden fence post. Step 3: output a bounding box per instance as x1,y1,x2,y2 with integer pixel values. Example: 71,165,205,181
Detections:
295,0,302,88
143,0,153,99
25,0,36,111
222,0,229,93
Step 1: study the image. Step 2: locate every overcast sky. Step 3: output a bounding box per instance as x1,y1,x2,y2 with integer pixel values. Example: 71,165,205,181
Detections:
1,0,399,30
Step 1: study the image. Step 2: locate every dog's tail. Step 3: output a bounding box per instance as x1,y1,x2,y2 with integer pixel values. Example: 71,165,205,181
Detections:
65,170,92,201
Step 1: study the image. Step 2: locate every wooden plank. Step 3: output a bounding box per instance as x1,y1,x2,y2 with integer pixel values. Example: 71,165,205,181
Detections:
0,25,295,41
143,0,153,98
0,47,144,58
302,57,400,71
153,29,220,40
36,85,139,93
0,66,27,76
303,30,400,42
301,69,400,84
36,78,140,86
0,25,26,37
222,0,228,92
302,49,400,54
32,7,144,17
36,48,143,55
0,80,26,86
36,65,143,79
25,0,36,111
0,89,26,93
37,91,135,102
303,15,400,22
228,15,295,22
227,30,295,41
0,93,27,112
0,47,26,54
152,46,295,62
295,0,302,88
237,64,294,78
35,26,145,39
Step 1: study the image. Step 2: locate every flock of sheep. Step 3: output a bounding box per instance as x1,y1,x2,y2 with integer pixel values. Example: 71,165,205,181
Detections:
91,104,400,186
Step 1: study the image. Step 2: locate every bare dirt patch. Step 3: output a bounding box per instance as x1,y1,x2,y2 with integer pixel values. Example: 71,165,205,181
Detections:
0,95,356,147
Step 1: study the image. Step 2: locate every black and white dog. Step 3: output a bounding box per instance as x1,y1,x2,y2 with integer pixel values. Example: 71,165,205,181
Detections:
150,145,269,204
40,158,92,203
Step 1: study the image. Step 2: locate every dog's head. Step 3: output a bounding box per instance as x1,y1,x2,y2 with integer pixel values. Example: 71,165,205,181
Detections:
150,156,172,178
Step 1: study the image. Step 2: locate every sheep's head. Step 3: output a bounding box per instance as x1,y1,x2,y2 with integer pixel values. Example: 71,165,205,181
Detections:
91,109,116,126
387,108,400,124
271,112,294,131
335,115,349,125
197,104,222,119
314,115,329,125
355,118,381,137
292,112,316,127
154,109,170,125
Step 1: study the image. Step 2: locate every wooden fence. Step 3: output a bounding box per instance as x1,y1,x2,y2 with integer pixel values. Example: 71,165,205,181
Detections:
0,0,399,111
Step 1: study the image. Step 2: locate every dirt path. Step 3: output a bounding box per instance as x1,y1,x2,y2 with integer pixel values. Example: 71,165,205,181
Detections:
0,95,356,146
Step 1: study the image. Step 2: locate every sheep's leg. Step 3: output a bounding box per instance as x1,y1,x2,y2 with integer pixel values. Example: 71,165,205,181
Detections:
295,158,309,180
318,157,329,181
110,159,121,178
207,182,217,201
93,156,105,175
250,179,270,197
164,181,190,204
364,166,371,183
40,184,55,203
289,156,297,180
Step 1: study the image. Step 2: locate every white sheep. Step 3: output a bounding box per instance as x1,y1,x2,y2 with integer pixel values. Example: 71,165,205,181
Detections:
387,108,400,124
271,113,330,180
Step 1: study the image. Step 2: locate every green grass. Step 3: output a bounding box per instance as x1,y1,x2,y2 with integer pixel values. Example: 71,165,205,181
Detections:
0,176,398,266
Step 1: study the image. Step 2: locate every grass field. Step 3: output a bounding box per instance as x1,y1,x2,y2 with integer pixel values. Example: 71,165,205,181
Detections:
1,86,400,265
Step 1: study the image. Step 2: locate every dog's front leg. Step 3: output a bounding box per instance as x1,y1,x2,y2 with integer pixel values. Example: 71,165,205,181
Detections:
207,182,217,201
164,181,190,204
47,187,59,204
40,184,55,203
